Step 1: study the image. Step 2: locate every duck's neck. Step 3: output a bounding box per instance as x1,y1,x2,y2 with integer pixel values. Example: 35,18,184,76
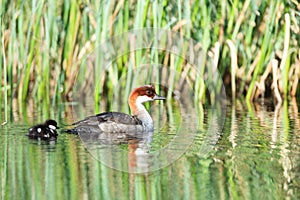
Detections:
129,101,153,129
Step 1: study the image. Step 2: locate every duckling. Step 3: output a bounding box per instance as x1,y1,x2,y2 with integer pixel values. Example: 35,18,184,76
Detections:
27,119,59,141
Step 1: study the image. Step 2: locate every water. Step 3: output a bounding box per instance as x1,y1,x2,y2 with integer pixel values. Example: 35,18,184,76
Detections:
0,100,300,199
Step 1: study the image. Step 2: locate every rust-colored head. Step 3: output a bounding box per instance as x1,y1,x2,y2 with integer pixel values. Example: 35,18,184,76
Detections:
128,85,165,115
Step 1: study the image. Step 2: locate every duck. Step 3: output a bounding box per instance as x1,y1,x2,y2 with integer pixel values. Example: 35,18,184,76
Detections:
67,85,166,134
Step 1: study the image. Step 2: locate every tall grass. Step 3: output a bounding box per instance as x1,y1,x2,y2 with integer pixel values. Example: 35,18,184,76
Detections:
1,0,300,118
1,17,8,122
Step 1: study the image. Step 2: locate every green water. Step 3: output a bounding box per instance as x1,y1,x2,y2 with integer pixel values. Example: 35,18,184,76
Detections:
0,100,299,199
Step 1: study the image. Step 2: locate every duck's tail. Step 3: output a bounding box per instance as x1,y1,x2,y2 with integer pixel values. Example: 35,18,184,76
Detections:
58,120,79,134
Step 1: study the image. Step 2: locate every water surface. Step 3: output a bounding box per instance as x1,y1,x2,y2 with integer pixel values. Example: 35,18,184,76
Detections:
0,100,299,199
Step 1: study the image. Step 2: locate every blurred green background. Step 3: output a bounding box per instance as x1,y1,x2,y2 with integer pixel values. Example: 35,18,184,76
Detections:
1,0,299,113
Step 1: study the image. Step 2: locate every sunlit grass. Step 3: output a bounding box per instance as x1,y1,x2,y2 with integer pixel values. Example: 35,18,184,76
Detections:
1,0,300,120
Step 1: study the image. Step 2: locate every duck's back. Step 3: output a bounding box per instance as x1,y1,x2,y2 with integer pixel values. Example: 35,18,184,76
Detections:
69,112,145,134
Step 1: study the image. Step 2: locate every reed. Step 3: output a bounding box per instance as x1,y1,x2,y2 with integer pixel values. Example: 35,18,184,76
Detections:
245,0,278,101
1,21,8,122
1,0,300,112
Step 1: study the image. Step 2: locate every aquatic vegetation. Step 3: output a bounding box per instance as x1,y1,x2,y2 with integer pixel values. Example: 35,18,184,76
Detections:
0,0,299,117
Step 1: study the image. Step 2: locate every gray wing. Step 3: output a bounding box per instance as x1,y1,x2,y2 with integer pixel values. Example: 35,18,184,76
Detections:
73,112,143,126
68,112,144,134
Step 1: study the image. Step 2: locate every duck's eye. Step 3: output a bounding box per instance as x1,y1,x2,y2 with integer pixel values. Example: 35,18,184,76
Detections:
146,90,152,96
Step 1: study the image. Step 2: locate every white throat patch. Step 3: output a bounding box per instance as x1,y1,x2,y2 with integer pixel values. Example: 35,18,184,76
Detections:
136,95,153,104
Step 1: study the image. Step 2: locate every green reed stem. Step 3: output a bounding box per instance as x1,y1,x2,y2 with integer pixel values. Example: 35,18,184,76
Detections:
94,0,111,112
19,0,44,103
280,14,291,98
1,21,7,122
246,0,278,101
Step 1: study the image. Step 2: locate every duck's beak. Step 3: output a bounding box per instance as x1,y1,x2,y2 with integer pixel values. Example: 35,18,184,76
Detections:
153,94,166,100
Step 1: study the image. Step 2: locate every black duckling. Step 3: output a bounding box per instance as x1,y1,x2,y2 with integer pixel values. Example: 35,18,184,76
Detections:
27,119,59,141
